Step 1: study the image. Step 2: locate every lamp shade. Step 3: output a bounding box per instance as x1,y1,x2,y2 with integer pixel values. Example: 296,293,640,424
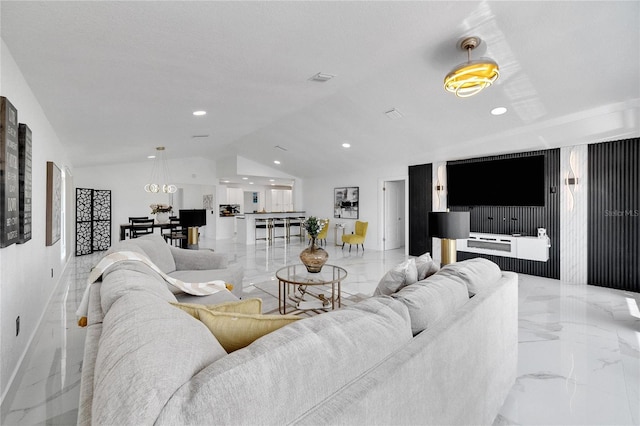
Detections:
429,211,470,239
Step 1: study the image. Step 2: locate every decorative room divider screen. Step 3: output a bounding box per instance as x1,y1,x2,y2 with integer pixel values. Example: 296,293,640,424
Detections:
76,188,111,256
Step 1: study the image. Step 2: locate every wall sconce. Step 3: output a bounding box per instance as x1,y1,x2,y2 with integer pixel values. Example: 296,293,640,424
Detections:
435,165,445,210
565,149,579,211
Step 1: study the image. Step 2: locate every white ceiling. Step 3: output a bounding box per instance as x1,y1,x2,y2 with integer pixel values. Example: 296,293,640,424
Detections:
1,1,639,182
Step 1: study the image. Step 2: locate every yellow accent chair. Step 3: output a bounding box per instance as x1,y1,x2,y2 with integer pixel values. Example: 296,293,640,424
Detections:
308,219,330,246
341,221,368,252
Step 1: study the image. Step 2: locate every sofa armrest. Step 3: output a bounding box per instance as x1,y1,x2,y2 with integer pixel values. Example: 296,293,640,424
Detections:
169,246,229,271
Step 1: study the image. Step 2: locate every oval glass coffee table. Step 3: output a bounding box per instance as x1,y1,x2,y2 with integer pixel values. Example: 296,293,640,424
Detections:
275,264,347,314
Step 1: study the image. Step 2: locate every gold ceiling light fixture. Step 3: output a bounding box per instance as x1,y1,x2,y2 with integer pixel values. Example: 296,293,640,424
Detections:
444,36,499,98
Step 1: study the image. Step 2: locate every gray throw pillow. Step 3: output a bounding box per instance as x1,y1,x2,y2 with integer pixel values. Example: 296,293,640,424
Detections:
392,274,468,335
373,258,418,296
415,252,439,281
438,257,502,296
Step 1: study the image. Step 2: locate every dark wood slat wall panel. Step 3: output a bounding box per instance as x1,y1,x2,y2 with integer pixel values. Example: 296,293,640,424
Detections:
408,164,432,256
450,149,561,279
588,138,640,292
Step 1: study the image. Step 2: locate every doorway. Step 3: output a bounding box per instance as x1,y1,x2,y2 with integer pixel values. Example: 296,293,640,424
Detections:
383,179,406,251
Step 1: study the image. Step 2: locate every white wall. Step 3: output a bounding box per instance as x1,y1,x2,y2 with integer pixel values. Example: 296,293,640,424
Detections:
560,144,588,283
303,164,406,249
74,157,218,242
0,40,74,402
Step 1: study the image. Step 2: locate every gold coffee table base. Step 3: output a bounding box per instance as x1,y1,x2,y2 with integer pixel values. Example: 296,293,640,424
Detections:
276,264,347,315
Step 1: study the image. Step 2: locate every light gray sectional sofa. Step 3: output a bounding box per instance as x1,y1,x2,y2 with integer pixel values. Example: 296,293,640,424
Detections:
78,241,517,425
105,234,244,299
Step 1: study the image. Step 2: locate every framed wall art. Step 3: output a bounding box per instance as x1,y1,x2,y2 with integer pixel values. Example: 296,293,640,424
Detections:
334,186,359,219
1,97,19,248
18,123,32,244
46,161,61,246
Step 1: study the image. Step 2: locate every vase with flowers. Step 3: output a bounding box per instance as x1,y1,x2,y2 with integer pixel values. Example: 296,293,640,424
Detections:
150,203,172,224
300,216,329,273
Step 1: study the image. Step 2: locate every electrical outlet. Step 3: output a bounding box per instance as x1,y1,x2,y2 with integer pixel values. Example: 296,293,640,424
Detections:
16,316,20,337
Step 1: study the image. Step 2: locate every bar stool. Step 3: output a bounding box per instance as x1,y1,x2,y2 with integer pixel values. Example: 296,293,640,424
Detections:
255,218,272,243
287,217,304,241
272,217,287,241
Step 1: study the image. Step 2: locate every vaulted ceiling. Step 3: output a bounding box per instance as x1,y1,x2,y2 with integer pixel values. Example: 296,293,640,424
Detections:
1,1,638,182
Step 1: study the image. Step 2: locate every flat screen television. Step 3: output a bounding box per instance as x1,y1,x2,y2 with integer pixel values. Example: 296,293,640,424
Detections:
179,209,207,227
447,155,546,206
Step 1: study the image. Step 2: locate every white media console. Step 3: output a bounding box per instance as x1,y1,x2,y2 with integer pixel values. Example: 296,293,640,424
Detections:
457,232,550,262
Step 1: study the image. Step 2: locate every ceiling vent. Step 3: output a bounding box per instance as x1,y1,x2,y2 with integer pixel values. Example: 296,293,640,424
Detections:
192,134,210,139
384,108,404,120
308,72,335,82
274,145,288,151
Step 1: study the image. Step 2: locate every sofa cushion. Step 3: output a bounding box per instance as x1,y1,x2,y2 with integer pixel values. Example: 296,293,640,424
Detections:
93,292,227,425
156,296,412,425
438,257,502,296
415,252,439,280
392,274,468,335
169,246,228,270
128,234,177,273
175,290,239,306
100,262,177,314
171,302,300,352
373,258,418,296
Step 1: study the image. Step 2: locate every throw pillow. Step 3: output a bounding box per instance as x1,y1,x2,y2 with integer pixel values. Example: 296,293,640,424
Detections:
392,275,468,335
415,252,439,281
172,298,262,316
373,258,418,296
171,303,300,352
438,258,502,296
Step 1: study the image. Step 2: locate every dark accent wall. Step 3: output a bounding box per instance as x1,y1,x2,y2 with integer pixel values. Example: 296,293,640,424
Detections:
588,138,640,292
408,164,432,256
449,149,560,279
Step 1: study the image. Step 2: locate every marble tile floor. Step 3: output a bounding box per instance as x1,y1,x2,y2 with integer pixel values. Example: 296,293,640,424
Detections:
1,236,638,425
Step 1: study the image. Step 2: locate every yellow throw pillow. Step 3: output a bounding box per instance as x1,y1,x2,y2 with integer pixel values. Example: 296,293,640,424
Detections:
171,301,299,352
173,298,263,316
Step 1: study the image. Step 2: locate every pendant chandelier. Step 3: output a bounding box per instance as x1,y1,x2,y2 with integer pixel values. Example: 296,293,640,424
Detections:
444,36,500,98
144,146,177,193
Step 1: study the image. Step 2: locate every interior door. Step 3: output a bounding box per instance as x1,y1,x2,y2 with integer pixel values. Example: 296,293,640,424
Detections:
384,180,405,250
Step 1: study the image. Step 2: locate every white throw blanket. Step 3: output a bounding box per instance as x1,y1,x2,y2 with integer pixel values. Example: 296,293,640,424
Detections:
76,251,230,326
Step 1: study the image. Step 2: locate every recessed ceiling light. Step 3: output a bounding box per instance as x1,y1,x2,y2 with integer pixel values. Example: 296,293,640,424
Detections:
242,177,248,180
269,179,275,182
193,110,207,116
274,160,281,165
491,107,507,116
147,155,156,159
342,143,351,148
249,182,254,185
222,180,230,183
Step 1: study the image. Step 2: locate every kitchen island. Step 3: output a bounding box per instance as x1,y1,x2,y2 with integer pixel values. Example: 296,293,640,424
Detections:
236,212,306,244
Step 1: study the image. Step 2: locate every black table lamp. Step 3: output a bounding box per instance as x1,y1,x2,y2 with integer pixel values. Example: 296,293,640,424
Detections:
429,211,470,266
